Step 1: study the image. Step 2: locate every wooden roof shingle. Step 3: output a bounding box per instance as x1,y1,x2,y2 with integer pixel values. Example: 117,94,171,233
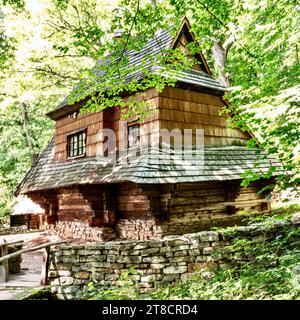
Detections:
47,21,227,120
16,139,283,194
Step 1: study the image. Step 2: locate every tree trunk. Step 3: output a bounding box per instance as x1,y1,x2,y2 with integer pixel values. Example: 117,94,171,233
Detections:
19,102,38,164
212,35,234,87
150,0,157,8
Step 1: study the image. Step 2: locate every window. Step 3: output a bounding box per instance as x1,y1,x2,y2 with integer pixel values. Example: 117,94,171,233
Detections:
67,130,86,158
128,124,139,148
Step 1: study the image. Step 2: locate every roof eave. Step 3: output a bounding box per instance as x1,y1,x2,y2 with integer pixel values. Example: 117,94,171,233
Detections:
46,96,91,120
175,81,228,96
47,79,227,121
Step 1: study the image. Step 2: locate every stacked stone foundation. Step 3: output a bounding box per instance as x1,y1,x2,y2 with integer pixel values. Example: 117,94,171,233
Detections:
49,216,300,299
47,215,248,242
47,221,117,242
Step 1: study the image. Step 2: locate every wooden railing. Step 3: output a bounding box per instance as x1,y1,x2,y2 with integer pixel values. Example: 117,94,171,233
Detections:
0,240,65,285
0,240,24,283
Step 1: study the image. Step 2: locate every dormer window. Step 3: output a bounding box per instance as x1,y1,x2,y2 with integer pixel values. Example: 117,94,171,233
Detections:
128,124,139,148
67,130,86,158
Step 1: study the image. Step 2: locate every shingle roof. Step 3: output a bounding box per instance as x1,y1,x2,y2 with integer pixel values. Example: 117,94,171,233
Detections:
16,138,283,194
49,27,227,117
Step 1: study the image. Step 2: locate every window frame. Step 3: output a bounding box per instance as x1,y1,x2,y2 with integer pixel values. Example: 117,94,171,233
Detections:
127,123,140,148
66,129,87,159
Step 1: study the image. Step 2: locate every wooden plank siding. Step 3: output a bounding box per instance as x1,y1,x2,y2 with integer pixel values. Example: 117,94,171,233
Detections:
53,85,252,161
158,87,251,145
53,88,160,160
54,112,103,160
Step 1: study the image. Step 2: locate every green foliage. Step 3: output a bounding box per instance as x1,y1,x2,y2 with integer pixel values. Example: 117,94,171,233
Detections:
76,267,141,300
228,0,300,101
0,6,15,69
0,184,11,227
0,28,15,68
0,99,53,224
227,86,300,191
48,0,108,59
1,0,24,7
0,0,87,223
149,249,300,300
224,0,300,190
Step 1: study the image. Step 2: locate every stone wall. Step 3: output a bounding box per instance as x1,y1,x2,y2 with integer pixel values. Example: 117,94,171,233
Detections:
47,218,242,242
116,219,161,240
49,215,300,299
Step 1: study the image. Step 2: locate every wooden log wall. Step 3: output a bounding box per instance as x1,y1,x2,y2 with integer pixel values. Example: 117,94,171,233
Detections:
116,183,172,219
56,185,116,226
114,180,270,239
116,183,152,219
10,214,44,230
156,180,270,236
26,179,271,241
115,183,164,240
57,186,96,223
27,191,58,225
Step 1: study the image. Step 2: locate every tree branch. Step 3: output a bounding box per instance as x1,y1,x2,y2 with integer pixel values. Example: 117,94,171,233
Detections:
21,67,79,81
194,0,258,59
113,0,141,79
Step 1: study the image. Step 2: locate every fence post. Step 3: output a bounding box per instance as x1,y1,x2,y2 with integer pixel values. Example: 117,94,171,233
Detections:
41,246,50,285
0,241,9,282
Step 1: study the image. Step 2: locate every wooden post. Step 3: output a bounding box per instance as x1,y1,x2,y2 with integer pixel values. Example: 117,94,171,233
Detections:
41,247,50,285
0,241,9,283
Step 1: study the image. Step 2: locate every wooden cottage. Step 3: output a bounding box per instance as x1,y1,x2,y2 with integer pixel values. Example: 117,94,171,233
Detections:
15,19,281,241
10,196,45,230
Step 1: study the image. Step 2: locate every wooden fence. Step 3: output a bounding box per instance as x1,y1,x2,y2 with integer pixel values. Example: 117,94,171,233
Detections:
0,240,65,285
